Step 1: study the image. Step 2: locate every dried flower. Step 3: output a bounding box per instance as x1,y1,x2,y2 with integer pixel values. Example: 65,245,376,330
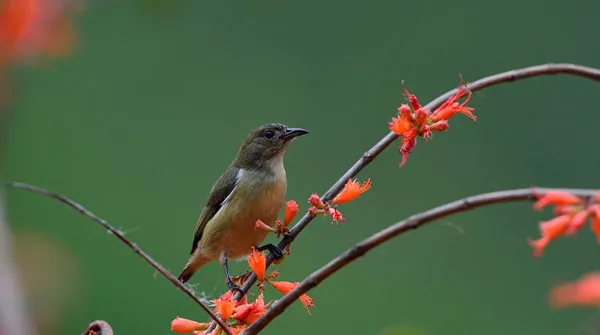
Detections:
328,208,344,224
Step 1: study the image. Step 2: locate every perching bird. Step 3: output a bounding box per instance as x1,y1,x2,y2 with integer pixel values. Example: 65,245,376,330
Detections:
177,123,309,293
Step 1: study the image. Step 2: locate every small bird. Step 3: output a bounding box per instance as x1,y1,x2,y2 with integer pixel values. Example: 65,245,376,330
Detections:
177,123,309,293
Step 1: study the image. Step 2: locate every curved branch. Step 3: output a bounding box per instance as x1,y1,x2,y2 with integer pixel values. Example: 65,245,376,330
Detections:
235,63,600,333
9,63,600,334
231,63,600,301
5,182,233,335
244,188,599,334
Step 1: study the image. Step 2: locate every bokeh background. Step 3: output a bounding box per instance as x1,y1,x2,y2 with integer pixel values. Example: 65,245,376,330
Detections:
2,1,600,334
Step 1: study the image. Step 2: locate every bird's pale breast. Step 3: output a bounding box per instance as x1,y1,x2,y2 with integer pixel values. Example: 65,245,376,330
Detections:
199,166,287,260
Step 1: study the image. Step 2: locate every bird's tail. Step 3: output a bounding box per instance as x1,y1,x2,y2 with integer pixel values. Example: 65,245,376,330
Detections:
177,265,196,283
177,256,210,284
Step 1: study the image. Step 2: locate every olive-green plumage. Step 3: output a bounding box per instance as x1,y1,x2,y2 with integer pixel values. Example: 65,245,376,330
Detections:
177,123,308,284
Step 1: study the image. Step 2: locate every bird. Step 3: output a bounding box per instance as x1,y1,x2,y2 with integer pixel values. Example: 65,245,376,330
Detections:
177,123,309,293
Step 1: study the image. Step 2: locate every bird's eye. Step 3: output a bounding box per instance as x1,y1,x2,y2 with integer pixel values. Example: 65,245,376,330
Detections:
263,130,275,139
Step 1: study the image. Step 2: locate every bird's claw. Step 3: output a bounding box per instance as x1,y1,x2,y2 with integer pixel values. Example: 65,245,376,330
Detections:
257,243,284,259
227,280,244,296
271,246,284,259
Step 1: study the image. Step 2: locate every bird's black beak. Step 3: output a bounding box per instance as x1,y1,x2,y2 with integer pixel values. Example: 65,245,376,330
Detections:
281,127,309,140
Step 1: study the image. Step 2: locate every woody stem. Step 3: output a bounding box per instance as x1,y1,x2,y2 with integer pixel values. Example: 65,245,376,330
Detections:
243,188,599,334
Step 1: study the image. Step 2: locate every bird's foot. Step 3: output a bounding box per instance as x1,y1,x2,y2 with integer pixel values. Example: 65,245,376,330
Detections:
257,243,284,259
226,278,244,296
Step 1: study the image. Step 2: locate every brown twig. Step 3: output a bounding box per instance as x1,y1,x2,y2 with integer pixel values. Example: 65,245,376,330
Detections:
200,63,600,334
244,187,599,334
234,62,600,297
5,182,233,335
81,320,113,335
9,63,600,334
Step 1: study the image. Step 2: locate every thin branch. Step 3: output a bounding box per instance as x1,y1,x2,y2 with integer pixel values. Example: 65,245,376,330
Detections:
229,63,600,301
9,63,600,334
81,320,113,335
233,63,600,333
0,189,38,335
5,182,233,335
244,188,599,334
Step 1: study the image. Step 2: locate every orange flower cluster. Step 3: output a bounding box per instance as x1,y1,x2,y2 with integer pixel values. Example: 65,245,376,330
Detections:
308,178,372,224
246,251,315,315
173,196,319,334
172,286,270,334
172,255,315,334
550,272,600,308
528,190,600,257
388,78,476,167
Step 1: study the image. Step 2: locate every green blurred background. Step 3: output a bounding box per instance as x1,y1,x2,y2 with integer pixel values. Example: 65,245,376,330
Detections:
2,0,600,334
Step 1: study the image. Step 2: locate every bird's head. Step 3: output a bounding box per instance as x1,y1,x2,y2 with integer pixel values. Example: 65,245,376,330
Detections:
235,123,309,169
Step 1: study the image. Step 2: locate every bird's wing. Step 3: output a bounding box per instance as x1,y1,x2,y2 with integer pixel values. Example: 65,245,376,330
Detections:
189,165,240,254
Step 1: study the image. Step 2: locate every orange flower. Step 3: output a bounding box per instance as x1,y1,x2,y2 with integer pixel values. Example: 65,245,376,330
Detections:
218,290,247,306
232,293,269,325
533,191,583,211
332,178,372,204
0,0,76,66
270,281,315,315
389,104,414,135
528,214,572,257
429,81,475,122
592,217,600,244
403,86,422,111
430,120,449,132
283,200,299,226
389,78,475,167
389,105,419,167
230,325,246,335
170,317,208,333
537,214,572,238
553,204,580,216
565,210,589,235
212,295,236,321
248,248,266,281
551,272,600,308
590,205,600,244
398,129,418,167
